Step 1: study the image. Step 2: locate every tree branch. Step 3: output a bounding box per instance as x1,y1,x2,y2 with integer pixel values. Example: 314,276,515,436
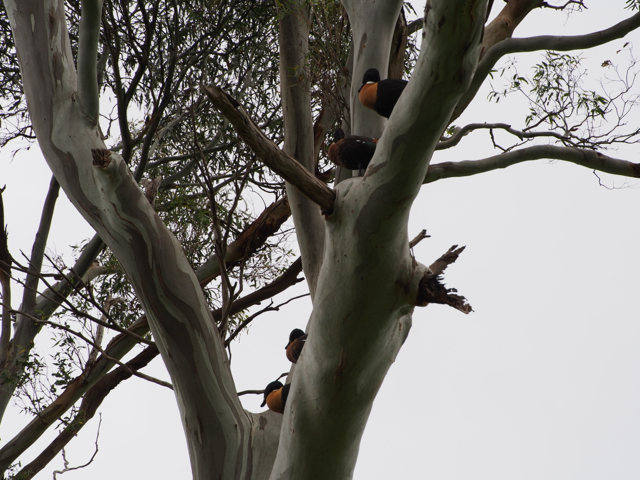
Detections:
0,234,104,422
481,0,543,59
425,145,640,183
14,345,160,480
0,187,11,365
437,123,568,150
203,85,335,215
415,246,472,314
450,0,542,122
453,10,640,123
224,292,309,347
77,0,104,124
198,196,292,287
21,176,60,318
213,257,304,325
0,314,152,472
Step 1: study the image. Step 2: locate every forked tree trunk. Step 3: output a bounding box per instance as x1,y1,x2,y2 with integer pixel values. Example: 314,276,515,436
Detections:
2,0,488,479
267,1,487,479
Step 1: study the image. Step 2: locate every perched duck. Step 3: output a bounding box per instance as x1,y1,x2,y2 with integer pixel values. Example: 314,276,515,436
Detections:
358,68,408,118
261,380,290,414
285,328,308,364
328,128,377,175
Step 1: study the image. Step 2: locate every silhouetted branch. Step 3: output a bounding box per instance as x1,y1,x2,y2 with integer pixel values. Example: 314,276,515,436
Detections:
204,85,336,214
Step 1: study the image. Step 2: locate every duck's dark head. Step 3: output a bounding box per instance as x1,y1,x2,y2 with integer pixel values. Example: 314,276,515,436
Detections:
286,328,306,348
358,68,381,92
261,381,284,407
289,328,305,342
332,128,345,143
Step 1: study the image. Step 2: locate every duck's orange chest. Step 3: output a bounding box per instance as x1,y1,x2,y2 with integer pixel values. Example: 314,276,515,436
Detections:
359,83,378,110
266,389,284,414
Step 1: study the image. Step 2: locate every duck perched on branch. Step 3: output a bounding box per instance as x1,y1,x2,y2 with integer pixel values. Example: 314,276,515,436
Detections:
328,128,377,176
261,381,290,414
358,68,408,118
285,328,307,364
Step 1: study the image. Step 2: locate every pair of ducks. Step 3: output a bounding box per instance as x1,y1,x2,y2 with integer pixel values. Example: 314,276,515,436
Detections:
328,68,408,174
261,329,307,414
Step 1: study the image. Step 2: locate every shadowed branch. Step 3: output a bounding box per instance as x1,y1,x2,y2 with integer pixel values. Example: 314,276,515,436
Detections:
203,85,335,215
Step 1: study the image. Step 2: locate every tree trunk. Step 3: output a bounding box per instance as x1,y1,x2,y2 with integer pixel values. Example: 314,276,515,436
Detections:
2,1,279,478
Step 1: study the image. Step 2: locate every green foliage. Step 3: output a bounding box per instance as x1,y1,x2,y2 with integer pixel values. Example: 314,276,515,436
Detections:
489,48,640,150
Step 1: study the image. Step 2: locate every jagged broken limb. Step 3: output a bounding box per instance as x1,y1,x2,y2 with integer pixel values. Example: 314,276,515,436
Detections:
418,245,472,314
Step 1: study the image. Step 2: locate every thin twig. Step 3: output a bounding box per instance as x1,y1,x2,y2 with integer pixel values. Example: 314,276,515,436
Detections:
224,293,310,347
237,372,288,396
9,308,171,389
52,415,102,479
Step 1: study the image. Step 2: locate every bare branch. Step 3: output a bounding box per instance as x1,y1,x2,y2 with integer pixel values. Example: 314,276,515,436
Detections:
409,229,430,249
437,123,568,150
224,293,310,347
407,18,423,36
212,257,304,326
429,245,467,276
22,177,60,318
15,344,160,479
481,0,543,59
425,145,640,183
414,245,471,314
203,85,336,215
52,420,101,480
0,187,11,363
490,11,640,57
77,0,104,123
237,373,288,396
198,197,291,287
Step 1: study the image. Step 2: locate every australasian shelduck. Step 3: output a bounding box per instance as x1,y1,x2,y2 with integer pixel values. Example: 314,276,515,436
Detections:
327,128,377,176
358,68,408,118
285,328,307,364
261,381,290,414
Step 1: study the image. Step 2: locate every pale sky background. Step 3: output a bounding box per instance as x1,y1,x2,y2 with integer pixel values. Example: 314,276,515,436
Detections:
1,1,640,479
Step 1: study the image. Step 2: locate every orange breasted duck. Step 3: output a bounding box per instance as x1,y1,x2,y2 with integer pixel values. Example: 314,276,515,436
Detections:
261,380,290,414
358,68,408,118
285,328,308,364
327,128,377,176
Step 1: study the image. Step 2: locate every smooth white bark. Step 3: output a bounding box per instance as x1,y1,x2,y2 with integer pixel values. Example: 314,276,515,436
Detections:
2,2,278,478
269,1,488,479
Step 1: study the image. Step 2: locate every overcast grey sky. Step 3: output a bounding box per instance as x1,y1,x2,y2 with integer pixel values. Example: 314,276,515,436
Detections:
1,1,640,479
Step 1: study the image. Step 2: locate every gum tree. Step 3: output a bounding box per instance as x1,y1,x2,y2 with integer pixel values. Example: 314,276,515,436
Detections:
2,0,640,479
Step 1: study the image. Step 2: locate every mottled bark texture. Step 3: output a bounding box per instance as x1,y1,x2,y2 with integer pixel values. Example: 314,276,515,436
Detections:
1,0,490,478
2,1,279,479
266,1,487,479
